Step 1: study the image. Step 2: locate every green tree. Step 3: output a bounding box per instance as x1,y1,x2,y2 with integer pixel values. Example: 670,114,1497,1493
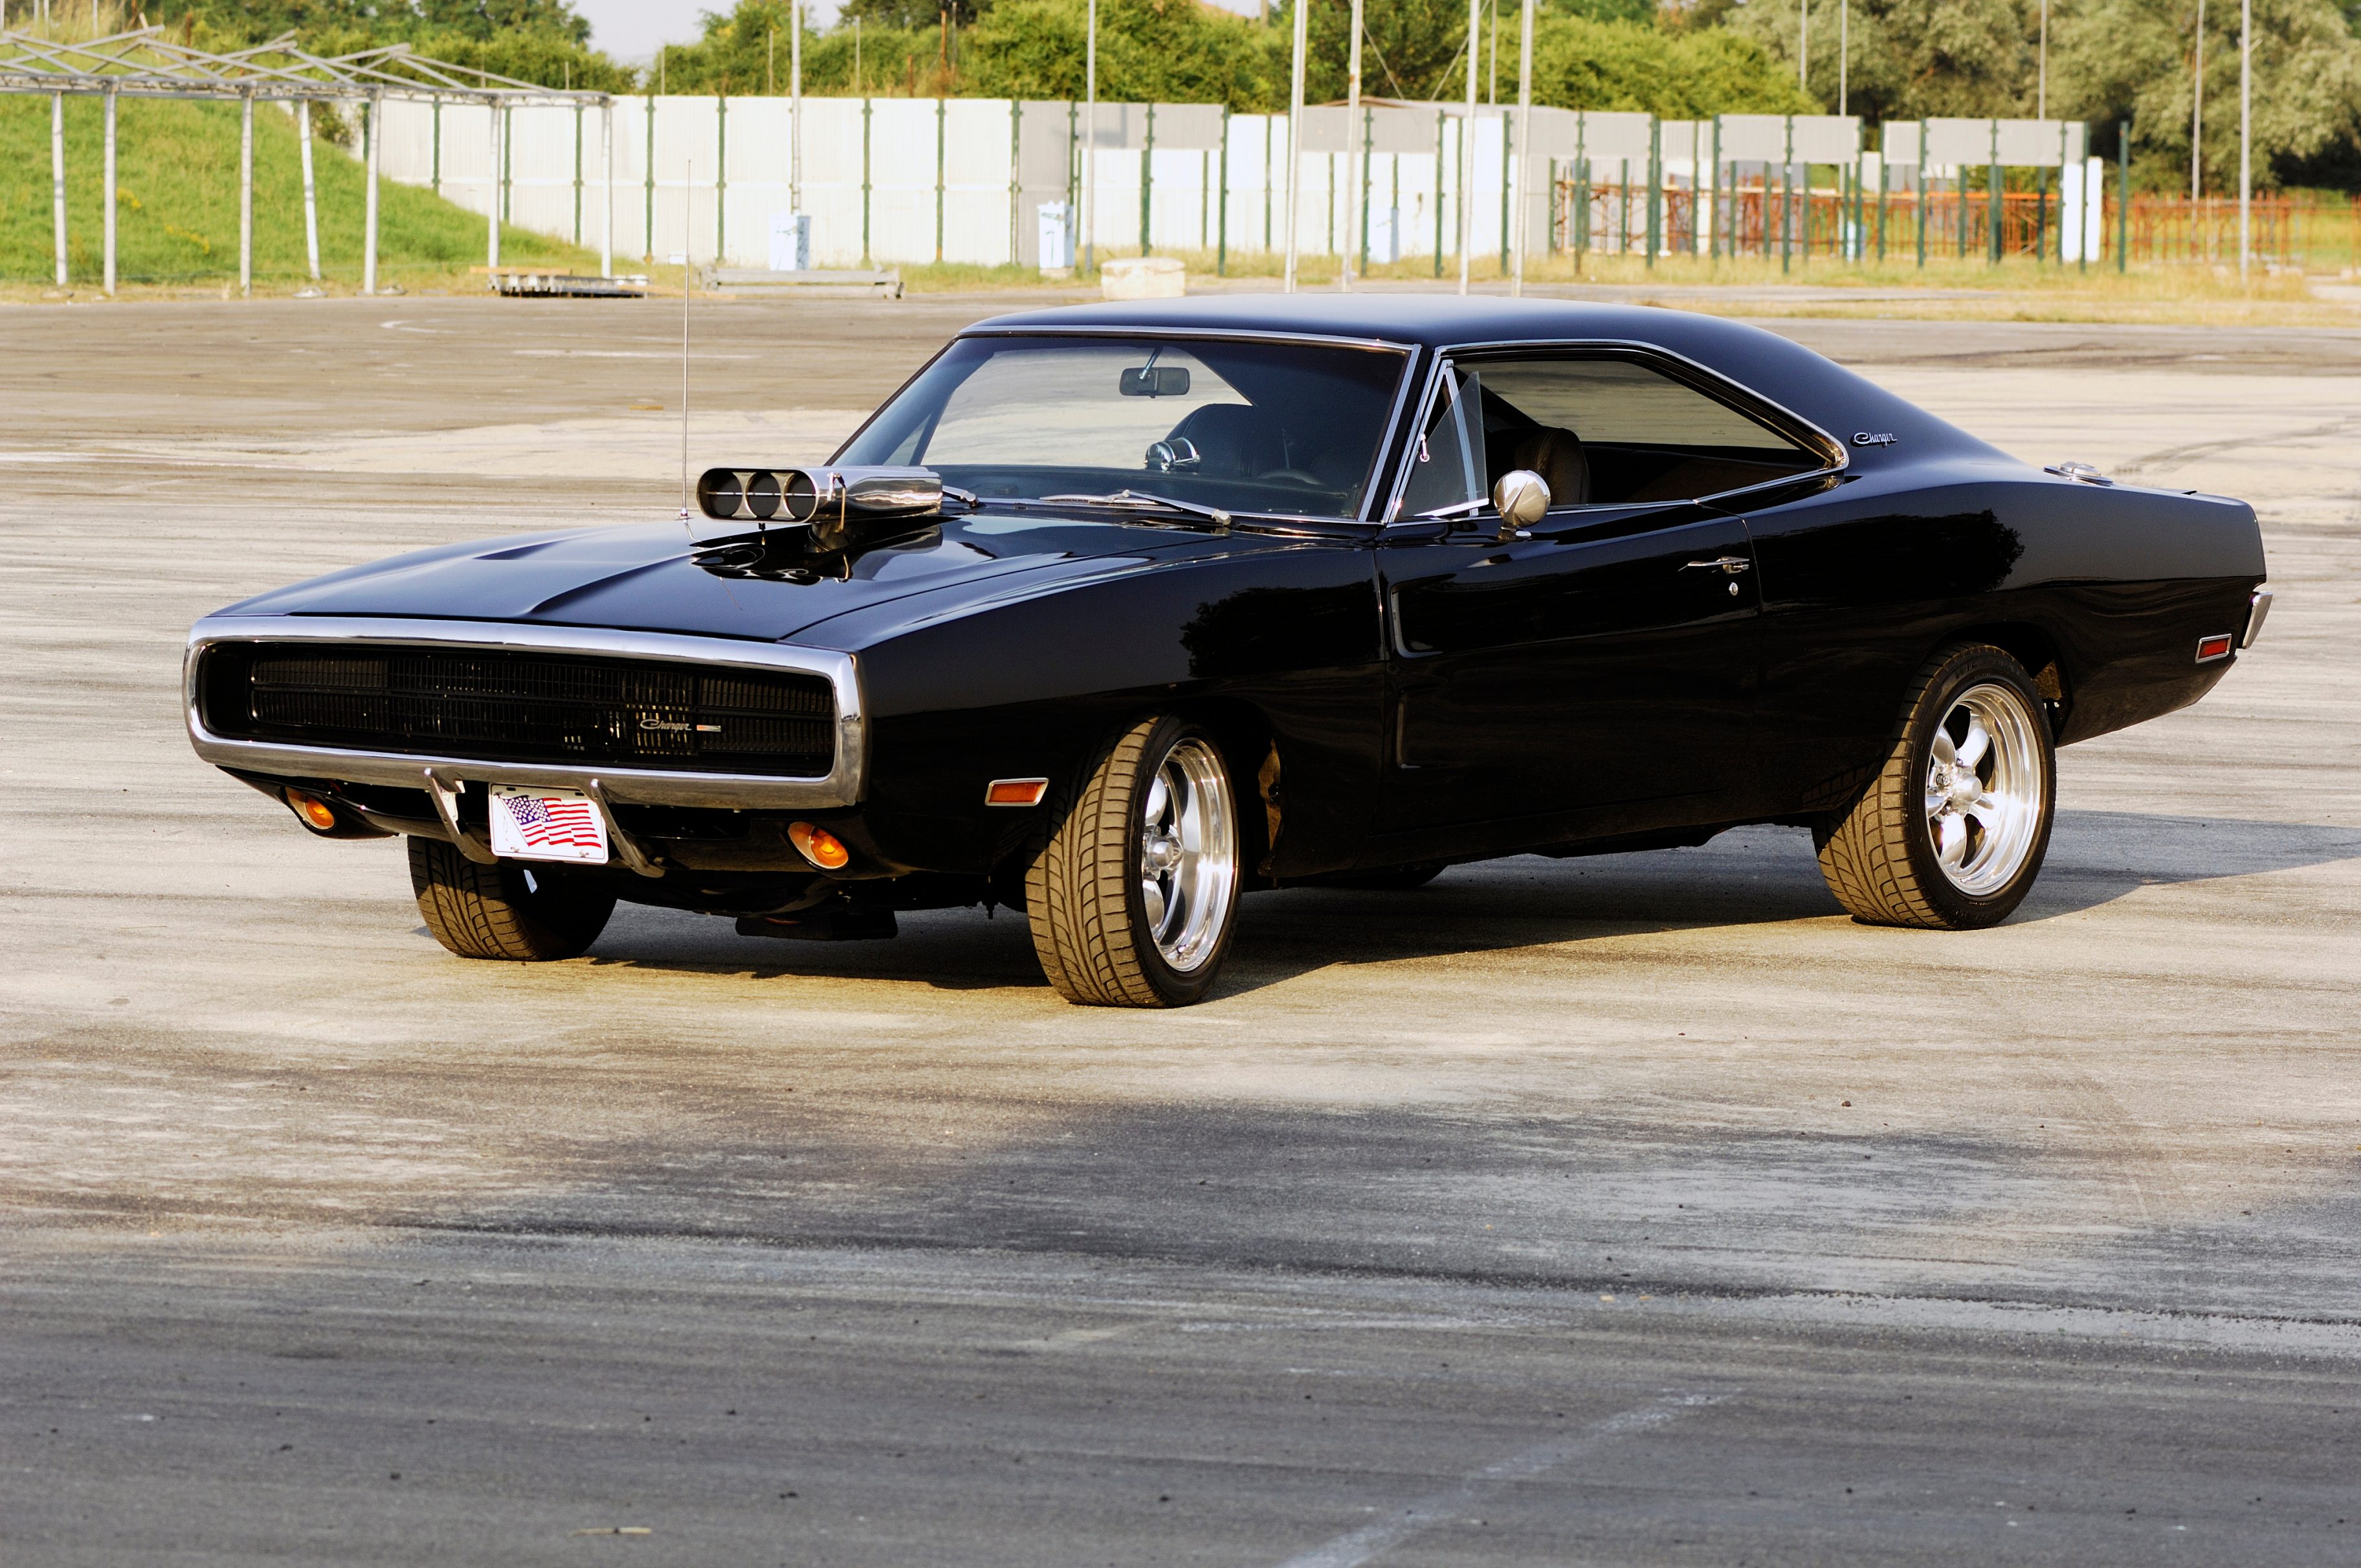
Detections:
2053,0,2361,189
1726,0,2036,122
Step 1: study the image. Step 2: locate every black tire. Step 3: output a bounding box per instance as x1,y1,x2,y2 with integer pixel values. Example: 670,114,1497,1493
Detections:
1816,643,2057,930
1025,714,1242,1008
1310,862,1447,891
408,837,617,960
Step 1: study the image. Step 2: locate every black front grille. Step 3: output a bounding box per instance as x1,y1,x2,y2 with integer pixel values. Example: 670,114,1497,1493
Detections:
200,641,836,777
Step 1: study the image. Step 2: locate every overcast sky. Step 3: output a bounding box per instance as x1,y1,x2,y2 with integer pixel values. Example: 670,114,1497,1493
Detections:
571,0,1260,65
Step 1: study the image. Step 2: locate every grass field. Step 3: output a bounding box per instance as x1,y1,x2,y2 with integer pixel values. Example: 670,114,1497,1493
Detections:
0,93,602,294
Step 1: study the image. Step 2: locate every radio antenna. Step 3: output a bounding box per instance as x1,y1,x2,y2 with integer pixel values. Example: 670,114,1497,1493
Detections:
678,157,693,529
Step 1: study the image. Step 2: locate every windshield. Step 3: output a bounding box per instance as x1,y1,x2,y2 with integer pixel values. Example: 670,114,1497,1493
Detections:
835,334,1410,520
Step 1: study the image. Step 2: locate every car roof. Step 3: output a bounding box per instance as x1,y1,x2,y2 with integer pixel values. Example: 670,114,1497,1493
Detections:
966,294,2000,463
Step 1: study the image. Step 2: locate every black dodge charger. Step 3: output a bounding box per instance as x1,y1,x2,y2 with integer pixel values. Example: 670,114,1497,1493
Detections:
185,296,2271,1006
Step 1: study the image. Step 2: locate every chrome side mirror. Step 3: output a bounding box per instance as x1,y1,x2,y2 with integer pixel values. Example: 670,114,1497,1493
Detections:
1491,468,1551,538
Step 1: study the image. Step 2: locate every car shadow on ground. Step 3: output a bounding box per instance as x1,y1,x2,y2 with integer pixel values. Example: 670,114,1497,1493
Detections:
572,810,2361,1001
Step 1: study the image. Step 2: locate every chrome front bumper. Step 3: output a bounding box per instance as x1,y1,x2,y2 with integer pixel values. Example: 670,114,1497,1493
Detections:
184,615,867,812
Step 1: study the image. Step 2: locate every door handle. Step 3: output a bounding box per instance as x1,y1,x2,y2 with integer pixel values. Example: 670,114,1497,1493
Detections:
1683,556,1752,574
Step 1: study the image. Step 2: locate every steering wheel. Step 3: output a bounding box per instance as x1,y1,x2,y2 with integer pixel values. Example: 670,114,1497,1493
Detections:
1258,468,1324,487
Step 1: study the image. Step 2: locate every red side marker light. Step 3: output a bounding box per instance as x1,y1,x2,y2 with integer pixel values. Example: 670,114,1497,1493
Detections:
2195,634,2234,664
285,789,339,832
984,777,1049,808
788,821,851,870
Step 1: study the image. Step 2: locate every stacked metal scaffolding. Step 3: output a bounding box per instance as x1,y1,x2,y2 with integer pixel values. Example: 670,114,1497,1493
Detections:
0,25,610,293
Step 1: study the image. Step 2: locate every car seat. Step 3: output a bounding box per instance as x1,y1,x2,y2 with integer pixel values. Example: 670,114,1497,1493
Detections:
1166,404,1290,480
1489,425,1590,507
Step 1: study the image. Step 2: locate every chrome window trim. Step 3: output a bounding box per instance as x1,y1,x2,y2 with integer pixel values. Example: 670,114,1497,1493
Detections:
852,324,1424,527
184,615,866,812
1378,338,1851,528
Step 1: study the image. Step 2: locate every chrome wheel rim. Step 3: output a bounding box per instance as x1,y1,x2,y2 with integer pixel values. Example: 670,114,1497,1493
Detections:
1138,736,1236,973
1924,681,2045,896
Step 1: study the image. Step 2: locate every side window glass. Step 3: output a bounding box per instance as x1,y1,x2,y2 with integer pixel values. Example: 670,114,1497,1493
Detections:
1469,356,1823,509
1395,364,1489,520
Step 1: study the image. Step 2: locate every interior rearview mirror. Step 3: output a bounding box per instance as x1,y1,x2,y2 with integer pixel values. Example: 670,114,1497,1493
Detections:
1120,366,1191,397
1492,469,1551,536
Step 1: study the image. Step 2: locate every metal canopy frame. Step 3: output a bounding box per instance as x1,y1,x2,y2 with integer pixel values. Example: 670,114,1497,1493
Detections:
1,26,615,295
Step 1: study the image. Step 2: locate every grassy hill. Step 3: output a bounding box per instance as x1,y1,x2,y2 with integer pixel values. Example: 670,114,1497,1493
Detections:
0,93,601,291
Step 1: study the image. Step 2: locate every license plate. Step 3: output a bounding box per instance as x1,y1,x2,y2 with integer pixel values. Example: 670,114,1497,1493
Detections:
487,784,610,865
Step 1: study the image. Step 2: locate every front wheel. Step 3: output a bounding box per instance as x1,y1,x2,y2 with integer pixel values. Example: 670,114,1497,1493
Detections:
1025,715,1242,1007
1816,643,2056,929
408,837,617,960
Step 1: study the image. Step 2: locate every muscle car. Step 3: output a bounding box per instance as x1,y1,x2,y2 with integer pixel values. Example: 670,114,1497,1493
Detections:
185,297,2271,1006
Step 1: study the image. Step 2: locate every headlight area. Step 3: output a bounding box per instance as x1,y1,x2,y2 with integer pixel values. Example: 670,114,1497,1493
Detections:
215,771,1024,940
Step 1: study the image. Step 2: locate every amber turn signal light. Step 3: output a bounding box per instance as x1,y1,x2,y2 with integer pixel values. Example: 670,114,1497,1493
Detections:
788,821,851,870
285,789,339,832
984,777,1049,808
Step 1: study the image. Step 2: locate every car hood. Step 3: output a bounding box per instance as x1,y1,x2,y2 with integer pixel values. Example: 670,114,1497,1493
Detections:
217,513,1227,645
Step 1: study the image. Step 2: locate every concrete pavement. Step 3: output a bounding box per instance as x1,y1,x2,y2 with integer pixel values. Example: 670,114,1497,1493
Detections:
2,296,2356,1564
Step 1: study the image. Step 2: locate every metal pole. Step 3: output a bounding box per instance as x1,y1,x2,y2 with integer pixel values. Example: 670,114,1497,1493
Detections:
239,90,254,297
102,86,117,295
1839,0,1847,116
1459,0,1478,293
1084,0,1098,274
363,93,382,295
2037,0,2048,118
1342,0,1364,290
50,91,65,289
1799,0,1809,91
298,98,320,282
1284,0,1307,292
601,102,614,278
1917,124,1928,267
718,94,729,263
2238,0,2250,280
487,100,503,271
935,96,947,264
1511,0,1533,294
2192,0,2205,204
1780,117,1792,273
791,0,803,216
573,104,583,245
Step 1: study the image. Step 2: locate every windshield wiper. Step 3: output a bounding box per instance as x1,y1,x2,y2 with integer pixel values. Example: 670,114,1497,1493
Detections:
1036,490,1232,533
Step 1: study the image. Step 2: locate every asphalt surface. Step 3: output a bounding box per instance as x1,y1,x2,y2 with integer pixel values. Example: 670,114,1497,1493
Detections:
3,293,2358,1565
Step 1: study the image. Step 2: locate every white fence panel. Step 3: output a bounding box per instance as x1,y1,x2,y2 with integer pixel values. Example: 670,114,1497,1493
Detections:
944,98,1015,265
803,98,869,266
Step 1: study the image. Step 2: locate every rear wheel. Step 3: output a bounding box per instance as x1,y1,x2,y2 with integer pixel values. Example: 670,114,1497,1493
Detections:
1025,715,1241,1007
1816,644,2056,929
408,837,617,960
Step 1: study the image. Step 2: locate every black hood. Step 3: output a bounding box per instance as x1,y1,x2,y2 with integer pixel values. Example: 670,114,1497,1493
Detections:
219,513,1237,645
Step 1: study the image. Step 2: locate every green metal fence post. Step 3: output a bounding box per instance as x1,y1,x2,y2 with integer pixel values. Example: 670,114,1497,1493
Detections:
1779,118,1792,274
861,98,874,267
1217,107,1230,275
1010,101,1023,268
1988,122,2002,265
935,97,948,264
716,94,727,262
1361,105,1374,272
2116,119,2129,273
1139,103,1154,256
644,94,655,262
432,98,442,195
1644,116,1659,269
1916,125,1928,268
573,104,584,245
1876,142,1887,261
1502,114,1515,274
1433,109,1446,277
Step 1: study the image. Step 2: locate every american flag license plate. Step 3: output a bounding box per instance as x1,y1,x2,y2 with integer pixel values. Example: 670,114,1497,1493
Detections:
487,784,610,865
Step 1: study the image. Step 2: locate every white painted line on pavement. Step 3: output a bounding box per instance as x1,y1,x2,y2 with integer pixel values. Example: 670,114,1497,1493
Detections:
1273,1393,1722,1568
